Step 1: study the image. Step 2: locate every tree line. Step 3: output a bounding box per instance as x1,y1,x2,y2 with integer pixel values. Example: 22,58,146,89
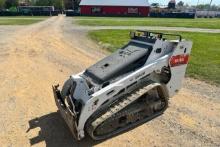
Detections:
0,0,18,9
0,0,68,10
177,1,220,11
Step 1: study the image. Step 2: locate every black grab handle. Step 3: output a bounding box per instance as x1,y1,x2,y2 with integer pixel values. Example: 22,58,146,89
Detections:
133,30,182,41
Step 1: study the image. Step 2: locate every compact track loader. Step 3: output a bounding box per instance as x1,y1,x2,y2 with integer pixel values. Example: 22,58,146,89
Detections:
53,30,192,140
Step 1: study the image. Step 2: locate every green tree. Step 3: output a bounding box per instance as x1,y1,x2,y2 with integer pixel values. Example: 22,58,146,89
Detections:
210,5,219,11
53,0,64,9
0,0,6,9
5,0,18,8
177,1,184,7
196,4,211,10
35,0,49,6
34,0,64,9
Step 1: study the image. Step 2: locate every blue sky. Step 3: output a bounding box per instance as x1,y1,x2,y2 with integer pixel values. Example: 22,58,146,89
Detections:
149,0,220,5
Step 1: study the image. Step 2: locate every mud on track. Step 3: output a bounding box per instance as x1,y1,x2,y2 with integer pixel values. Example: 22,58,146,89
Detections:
0,16,219,147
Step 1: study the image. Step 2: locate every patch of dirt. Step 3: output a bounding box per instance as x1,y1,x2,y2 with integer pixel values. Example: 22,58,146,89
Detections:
0,15,219,147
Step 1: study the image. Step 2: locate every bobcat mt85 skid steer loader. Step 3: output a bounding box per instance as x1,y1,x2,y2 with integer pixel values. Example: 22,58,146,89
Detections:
53,30,192,141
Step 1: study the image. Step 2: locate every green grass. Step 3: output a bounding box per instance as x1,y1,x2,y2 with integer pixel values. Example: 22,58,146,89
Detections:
89,30,220,85
75,17,220,29
0,16,49,25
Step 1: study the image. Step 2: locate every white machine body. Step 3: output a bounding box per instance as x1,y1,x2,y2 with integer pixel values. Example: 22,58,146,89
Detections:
53,31,192,140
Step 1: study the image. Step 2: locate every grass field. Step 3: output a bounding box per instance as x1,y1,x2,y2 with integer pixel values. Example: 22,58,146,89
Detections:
75,17,220,29
89,30,220,85
0,16,49,25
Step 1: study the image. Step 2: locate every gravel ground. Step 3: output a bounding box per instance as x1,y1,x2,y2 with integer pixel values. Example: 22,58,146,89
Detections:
0,15,219,147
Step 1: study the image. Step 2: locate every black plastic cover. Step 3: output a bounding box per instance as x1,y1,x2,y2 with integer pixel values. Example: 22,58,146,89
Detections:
85,42,152,84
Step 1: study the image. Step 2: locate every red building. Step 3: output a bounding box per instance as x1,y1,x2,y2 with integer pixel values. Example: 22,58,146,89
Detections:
80,0,150,17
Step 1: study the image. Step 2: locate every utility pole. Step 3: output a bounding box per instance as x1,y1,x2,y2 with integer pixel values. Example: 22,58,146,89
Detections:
196,0,200,11
207,0,213,17
71,0,74,10
197,0,200,6
210,0,213,5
